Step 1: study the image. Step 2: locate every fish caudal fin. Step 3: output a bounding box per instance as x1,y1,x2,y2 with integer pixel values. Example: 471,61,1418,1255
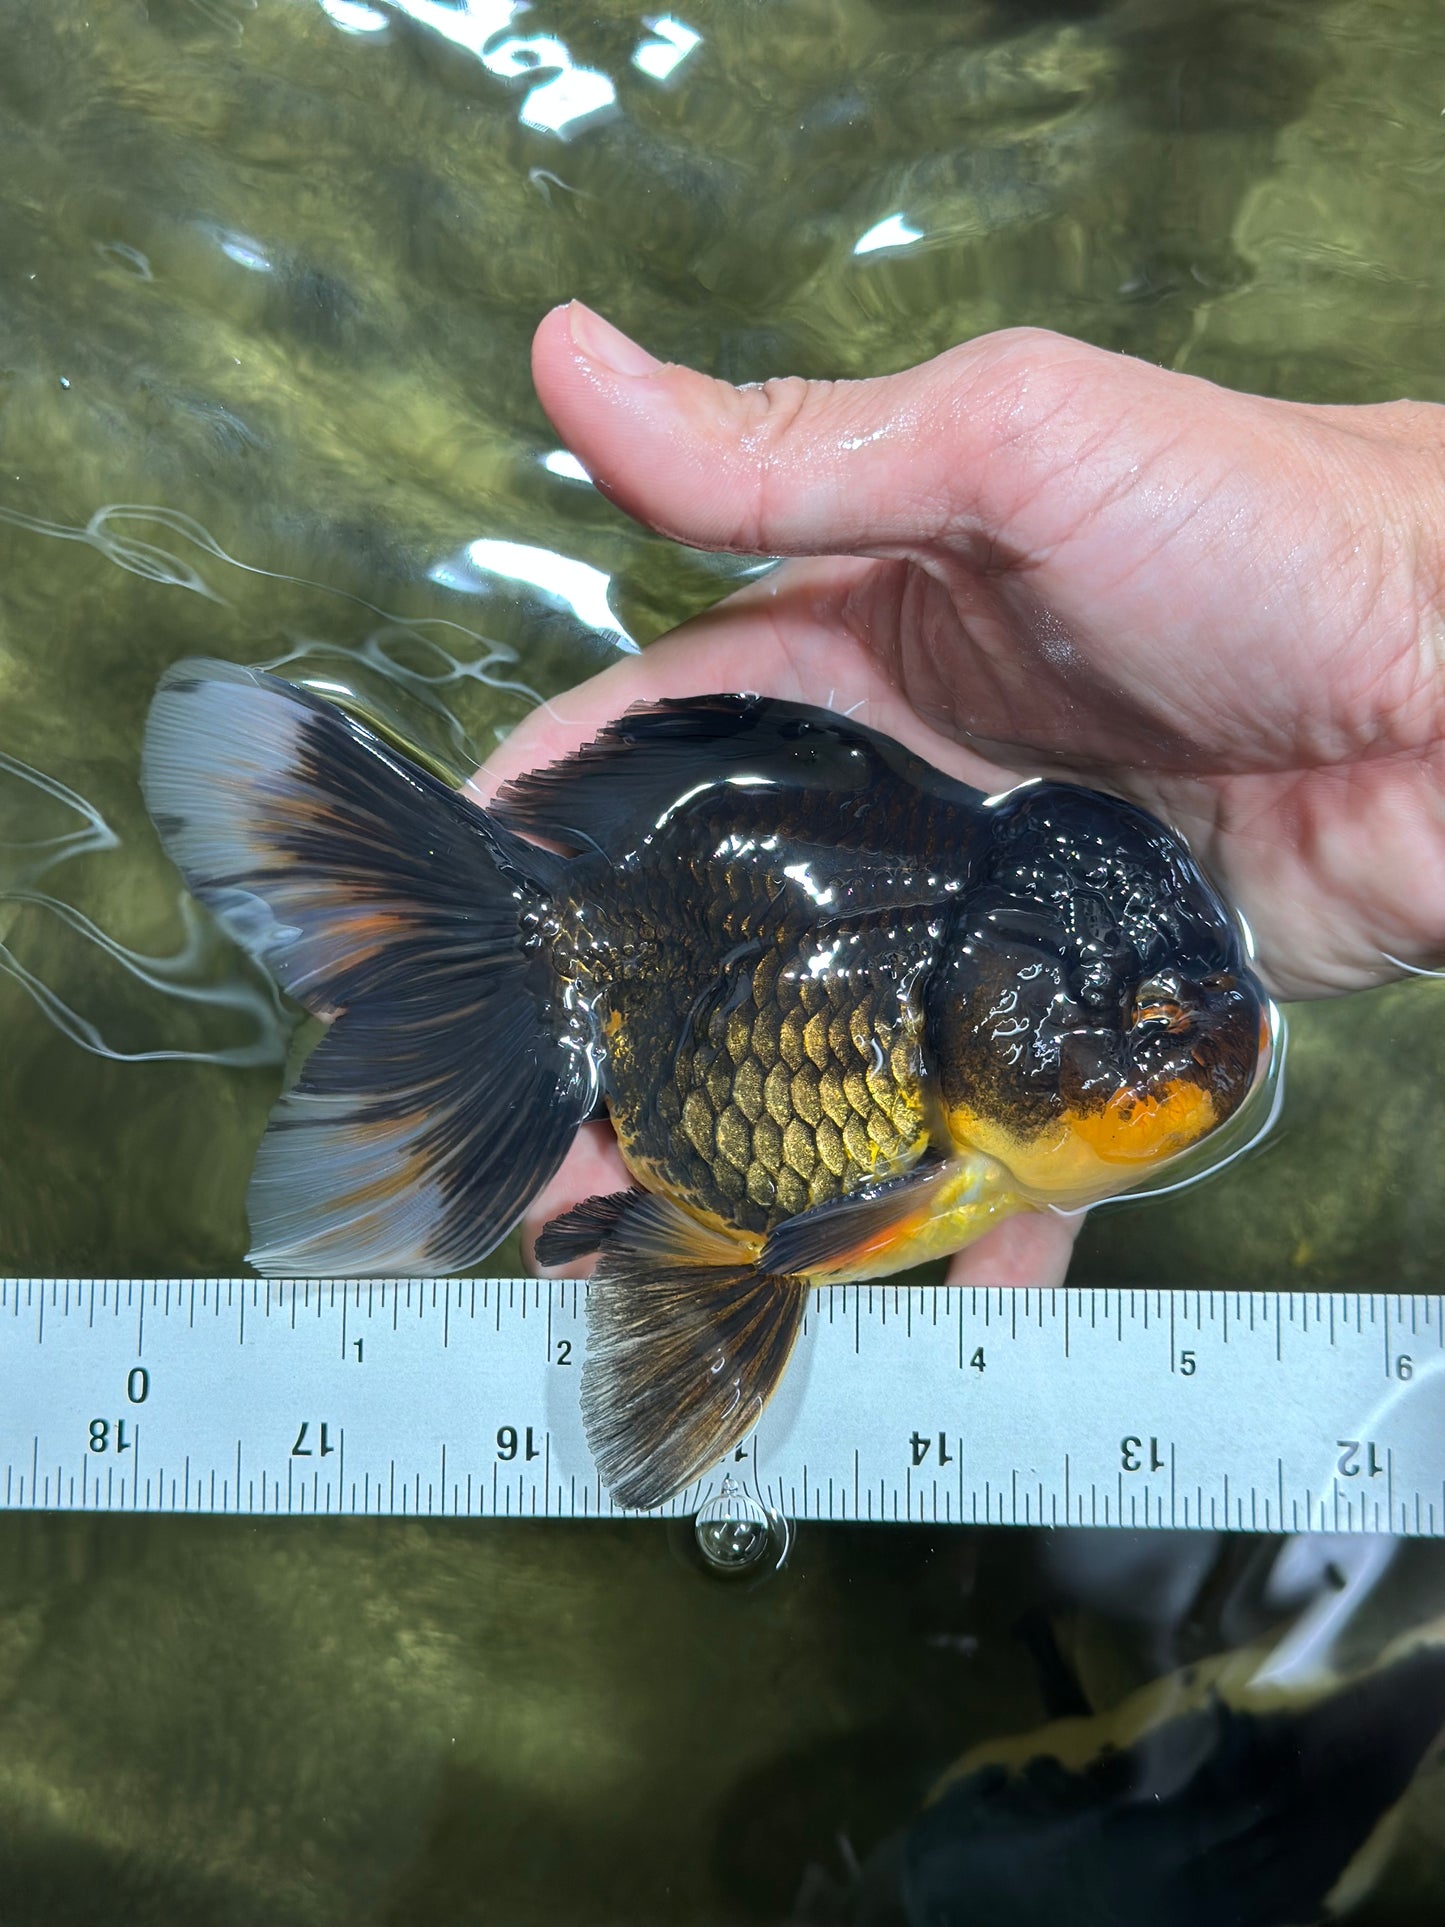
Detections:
143,659,593,1274
564,1191,807,1509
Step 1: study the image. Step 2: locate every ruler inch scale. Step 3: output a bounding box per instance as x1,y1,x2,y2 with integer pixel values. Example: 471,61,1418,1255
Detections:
2,1279,1443,1534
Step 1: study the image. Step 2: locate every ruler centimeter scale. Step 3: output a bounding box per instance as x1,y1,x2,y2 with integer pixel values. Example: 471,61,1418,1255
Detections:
2,1279,1442,1534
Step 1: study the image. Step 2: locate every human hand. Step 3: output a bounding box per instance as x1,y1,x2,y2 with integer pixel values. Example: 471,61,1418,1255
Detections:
478,304,1445,1287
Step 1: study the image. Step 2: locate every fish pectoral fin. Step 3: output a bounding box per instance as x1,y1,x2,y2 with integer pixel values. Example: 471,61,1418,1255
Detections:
579,1191,805,1510
758,1156,991,1281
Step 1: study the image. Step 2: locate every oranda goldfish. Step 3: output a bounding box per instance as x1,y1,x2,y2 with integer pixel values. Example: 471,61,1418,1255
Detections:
143,663,1272,1507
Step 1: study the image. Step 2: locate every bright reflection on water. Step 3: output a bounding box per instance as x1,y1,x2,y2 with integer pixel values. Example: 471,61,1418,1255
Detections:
3,0,1445,1921
381,0,522,61
320,0,390,31
431,537,638,649
854,211,924,255
633,15,702,81
382,1,619,136
543,447,594,483
209,226,273,274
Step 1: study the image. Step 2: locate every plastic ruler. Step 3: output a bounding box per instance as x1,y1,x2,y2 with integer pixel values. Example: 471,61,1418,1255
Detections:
1,1278,1442,1533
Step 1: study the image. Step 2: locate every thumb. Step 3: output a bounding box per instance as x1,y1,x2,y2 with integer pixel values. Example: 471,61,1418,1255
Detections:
531,301,1072,559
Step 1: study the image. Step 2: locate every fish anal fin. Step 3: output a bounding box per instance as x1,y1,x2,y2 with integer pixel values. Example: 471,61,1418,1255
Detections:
759,1153,1022,1283
579,1191,801,1510
542,1187,753,1271
535,1190,641,1268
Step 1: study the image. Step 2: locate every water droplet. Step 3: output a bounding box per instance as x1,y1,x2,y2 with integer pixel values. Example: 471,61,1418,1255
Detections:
693,1475,788,1579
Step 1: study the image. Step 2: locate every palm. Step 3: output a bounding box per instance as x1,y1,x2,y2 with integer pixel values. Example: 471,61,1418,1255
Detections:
728,520,1439,1002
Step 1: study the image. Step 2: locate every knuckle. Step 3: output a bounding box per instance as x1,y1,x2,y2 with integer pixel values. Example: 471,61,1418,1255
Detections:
927,329,1133,532
738,374,832,454
942,326,1099,436
734,375,837,548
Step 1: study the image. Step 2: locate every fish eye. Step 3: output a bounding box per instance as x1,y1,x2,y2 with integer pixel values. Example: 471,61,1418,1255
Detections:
1131,972,1191,1033
1201,971,1236,993
1132,998,1188,1033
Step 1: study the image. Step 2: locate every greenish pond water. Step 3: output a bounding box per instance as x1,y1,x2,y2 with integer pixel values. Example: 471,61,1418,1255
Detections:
2,0,1445,1920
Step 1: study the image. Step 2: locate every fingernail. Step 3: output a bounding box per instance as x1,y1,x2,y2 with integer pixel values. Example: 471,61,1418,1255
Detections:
568,301,661,378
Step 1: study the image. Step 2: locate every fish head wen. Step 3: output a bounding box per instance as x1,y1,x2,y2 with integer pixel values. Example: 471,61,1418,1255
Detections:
925,781,1272,1207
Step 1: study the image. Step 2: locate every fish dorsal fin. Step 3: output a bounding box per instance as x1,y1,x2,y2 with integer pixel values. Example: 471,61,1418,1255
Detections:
567,1188,806,1509
489,694,985,868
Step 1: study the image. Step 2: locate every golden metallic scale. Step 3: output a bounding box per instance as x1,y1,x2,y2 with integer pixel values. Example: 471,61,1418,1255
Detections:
143,667,1271,1509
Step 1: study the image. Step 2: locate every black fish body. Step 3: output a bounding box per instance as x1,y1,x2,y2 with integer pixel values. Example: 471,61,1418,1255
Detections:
898,1625,1445,1927
536,763,976,1245
142,666,1271,1506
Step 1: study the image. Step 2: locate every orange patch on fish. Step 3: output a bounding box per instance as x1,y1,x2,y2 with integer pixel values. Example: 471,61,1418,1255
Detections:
944,1077,1220,1207
1068,1077,1218,1165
